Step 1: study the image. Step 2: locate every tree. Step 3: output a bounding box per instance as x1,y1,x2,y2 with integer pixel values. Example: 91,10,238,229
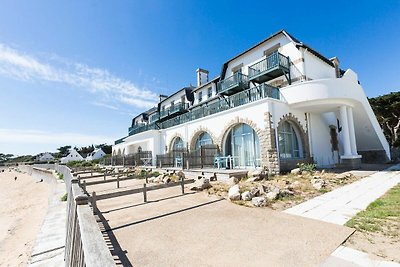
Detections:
57,146,71,158
369,92,400,147
0,153,14,162
96,144,112,154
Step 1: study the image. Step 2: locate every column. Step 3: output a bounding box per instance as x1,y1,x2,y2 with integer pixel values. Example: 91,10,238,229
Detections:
347,106,358,155
339,106,352,157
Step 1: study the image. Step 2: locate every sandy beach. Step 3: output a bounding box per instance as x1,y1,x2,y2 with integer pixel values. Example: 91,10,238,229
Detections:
0,167,49,266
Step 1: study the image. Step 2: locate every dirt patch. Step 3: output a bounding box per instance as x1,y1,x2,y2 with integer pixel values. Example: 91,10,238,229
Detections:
207,169,373,211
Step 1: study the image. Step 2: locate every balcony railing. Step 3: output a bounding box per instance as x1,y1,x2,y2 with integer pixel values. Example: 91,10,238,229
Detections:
217,72,249,95
115,83,280,142
248,51,290,84
115,137,125,145
160,102,189,119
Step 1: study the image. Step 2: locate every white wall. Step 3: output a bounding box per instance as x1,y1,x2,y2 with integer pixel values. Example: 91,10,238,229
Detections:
303,50,335,80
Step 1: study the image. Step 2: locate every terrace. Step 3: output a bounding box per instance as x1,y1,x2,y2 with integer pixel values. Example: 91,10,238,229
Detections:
248,51,291,84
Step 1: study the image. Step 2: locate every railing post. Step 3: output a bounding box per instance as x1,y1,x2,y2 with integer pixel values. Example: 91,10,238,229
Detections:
103,172,106,181
181,177,185,195
145,176,148,184
117,176,120,188
92,192,97,214
83,180,86,192
143,183,147,202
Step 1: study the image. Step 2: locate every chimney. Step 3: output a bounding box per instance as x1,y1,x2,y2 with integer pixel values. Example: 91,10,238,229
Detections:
196,68,209,87
330,57,340,78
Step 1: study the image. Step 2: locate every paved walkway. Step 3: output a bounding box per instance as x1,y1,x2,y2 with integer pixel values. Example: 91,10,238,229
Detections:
28,170,66,267
284,165,400,267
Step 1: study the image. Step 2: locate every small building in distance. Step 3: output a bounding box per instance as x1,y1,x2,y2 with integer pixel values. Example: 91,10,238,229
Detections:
85,148,106,161
36,152,55,162
60,148,84,164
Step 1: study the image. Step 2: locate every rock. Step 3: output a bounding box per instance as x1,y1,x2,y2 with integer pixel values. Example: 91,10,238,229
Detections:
258,184,266,195
154,175,163,183
207,173,217,181
248,169,261,177
291,168,301,175
250,186,260,197
335,172,352,179
163,176,171,184
241,191,252,201
321,169,325,175
312,175,321,179
228,185,241,201
279,189,295,197
247,176,262,182
190,178,211,191
147,177,155,183
177,171,185,180
227,176,239,185
266,191,278,200
288,181,301,190
312,179,326,190
252,197,267,207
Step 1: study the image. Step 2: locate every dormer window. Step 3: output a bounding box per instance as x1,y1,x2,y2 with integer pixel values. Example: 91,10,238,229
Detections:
170,101,175,109
231,63,243,75
207,87,212,98
198,91,203,102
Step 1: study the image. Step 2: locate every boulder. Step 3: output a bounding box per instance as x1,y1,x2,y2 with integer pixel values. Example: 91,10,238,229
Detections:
190,178,211,191
279,189,295,197
291,168,301,175
177,171,185,180
228,185,241,201
207,173,217,181
288,181,301,190
241,191,252,201
312,179,326,190
154,175,163,183
163,176,171,184
252,197,267,207
266,191,278,201
147,177,155,183
335,172,352,179
250,186,260,197
258,184,266,195
227,176,239,185
248,169,262,177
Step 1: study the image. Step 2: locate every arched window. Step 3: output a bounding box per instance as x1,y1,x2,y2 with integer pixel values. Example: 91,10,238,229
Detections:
278,121,302,159
137,146,142,153
172,137,185,150
225,123,261,168
195,132,213,149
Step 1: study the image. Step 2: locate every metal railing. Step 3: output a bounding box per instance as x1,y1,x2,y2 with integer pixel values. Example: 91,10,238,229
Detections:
115,83,280,141
160,102,189,119
248,51,290,79
217,72,248,94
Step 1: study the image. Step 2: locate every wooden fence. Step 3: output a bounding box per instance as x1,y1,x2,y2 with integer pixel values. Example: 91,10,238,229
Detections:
101,151,152,167
22,164,115,267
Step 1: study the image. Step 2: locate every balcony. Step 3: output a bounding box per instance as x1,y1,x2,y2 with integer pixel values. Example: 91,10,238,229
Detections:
128,122,158,136
159,102,189,120
115,137,125,145
149,113,159,123
217,72,249,95
248,51,290,84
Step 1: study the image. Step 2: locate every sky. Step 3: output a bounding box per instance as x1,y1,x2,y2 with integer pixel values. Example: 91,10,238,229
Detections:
0,0,399,156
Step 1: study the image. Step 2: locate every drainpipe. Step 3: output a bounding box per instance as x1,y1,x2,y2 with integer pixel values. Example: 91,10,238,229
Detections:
301,48,308,81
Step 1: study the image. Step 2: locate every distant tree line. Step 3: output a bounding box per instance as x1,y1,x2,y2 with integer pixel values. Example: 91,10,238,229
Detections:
369,91,400,148
0,143,112,163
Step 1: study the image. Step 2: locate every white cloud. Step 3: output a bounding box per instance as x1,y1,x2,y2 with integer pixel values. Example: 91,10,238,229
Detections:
0,43,158,109
0,128,115,147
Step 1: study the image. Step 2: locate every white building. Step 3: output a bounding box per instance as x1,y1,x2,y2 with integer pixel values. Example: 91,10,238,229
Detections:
60,148,84,164
36,152,55,162
113,30,390,173
85,148,106,161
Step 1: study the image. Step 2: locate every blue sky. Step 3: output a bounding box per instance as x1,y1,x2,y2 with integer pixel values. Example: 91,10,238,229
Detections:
0,0,399,155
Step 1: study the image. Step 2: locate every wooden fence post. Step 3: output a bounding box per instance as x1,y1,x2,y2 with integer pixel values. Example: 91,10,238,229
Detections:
83,180,86,192
145,176,148,184
92,192,97,214
103,172,106,181
181,178,185,195
143,183,147,202
117,176,120,188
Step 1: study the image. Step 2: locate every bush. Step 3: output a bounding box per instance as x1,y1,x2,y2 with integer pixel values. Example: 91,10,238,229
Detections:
297,162,316,173
60,193,68,201
58,173,64,180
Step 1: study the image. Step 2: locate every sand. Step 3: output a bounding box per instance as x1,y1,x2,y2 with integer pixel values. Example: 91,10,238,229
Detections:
0,167,49,266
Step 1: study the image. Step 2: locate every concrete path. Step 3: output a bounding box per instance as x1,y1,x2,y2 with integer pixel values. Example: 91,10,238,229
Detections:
284,165,400,267
28,170,66,267
284,169,400,225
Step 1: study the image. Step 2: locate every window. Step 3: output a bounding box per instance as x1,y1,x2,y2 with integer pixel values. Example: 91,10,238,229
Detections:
198,91,203,102
207,88,212,98
170,101,175,109
195,132,213,149
278,121,302,159
181,95,186,104
172,137,185,150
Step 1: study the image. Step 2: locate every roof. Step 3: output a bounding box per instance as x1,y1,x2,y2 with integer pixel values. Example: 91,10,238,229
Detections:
219,29,334,79
159,86,195,104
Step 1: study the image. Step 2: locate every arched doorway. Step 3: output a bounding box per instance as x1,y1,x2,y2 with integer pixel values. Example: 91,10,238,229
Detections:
277,121,303,159
171,136,185,151
224,123,261,168
194,132,213,150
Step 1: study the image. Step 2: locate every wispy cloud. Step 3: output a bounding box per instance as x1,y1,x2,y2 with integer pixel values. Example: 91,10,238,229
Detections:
0,128,115,146
0,43,158,109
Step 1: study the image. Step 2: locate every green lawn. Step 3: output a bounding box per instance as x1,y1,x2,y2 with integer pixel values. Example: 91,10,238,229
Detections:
345,184,400,236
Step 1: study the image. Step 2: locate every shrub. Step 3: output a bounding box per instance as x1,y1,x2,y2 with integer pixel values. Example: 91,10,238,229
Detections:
60,193,68,201
297,162,316,173
58,173,64,180
152,171,160,177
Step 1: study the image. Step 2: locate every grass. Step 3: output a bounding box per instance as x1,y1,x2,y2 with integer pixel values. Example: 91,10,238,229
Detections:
57,172,64,180
60,193,68,201
345,184,400,236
